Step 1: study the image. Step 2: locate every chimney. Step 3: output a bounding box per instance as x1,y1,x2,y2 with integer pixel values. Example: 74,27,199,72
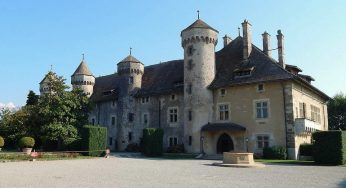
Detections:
223,35,232,47
262,31,271,57
277,30,285,68
242,20,252,60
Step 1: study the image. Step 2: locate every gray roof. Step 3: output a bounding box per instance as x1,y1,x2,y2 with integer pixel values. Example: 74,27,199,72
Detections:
201,122,246,132
90,36,329,102
118,55,142,64
72,61,93,76
181,19,218,34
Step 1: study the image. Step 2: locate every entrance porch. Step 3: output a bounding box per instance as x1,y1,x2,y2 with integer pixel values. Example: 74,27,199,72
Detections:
201,122,247,155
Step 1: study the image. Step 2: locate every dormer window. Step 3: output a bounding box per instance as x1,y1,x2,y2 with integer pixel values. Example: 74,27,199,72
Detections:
141,97,150,104
129,76,134,84
234,67,254,78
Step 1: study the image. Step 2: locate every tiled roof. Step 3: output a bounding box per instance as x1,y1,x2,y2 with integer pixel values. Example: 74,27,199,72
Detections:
118,55,141,64
72,61,93,76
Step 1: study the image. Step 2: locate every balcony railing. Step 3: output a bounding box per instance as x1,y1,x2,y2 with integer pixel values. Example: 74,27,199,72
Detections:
294,118,322,134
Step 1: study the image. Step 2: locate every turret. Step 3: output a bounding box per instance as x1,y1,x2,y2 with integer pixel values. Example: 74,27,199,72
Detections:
71,56,95,97
181,15,218,153
117,50,144,91
39,71,58,96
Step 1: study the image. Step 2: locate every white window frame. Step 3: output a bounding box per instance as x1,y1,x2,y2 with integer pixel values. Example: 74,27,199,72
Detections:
168,136,178,147
217,103,230,121
167,107,179,126
254,99,270,120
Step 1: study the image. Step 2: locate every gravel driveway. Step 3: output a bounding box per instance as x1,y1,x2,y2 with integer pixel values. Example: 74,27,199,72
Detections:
0,156,345,188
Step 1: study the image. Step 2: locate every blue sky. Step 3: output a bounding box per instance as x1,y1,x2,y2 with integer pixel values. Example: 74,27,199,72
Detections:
0,0,345,106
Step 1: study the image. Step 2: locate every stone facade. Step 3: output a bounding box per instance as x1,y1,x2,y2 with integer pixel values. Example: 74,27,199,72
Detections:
40,18,329,159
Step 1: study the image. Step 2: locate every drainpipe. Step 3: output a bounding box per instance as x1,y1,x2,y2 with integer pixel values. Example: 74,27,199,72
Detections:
281,83,289,158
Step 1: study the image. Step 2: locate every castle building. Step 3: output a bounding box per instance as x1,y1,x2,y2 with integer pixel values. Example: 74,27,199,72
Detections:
41,18,329,159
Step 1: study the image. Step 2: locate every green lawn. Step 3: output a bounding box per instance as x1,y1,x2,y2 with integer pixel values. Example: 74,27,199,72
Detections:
255,159,315,165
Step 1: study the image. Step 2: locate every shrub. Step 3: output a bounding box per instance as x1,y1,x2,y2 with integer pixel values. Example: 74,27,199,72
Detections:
312,131,346,165
263,146,287,160
18,137,35,148
142,128,163,157
63,138,82,151
166,144,185,153
125,143,141,152
0,136,4,147
81,125,107,156
299,144,313,156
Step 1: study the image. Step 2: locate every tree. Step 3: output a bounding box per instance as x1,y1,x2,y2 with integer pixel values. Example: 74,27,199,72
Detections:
26,90,39,106
328,93,346,130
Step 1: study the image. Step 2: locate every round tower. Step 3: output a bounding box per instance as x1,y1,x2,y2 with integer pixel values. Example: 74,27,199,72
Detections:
71,58,95,97
181,18,218,153
117,51,144,91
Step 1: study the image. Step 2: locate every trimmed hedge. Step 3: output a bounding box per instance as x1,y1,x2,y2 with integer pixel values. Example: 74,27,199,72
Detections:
142,128,163,157
81,125,107,156
18,137,35,148
312,131,346,165
299,144,313,156
0,136,4,147
263,146,287,160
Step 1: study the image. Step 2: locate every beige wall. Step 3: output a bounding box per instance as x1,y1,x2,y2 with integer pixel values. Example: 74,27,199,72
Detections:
211,81,287,155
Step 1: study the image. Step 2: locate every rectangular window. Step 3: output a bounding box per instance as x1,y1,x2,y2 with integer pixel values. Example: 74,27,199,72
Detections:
143,113,149,125
91,118,95,125
169,137,178,147
128,113,134,122
220,88,226,96
109,137,113,146
128,132,132,141
189,136,192,146
171,94,176,101
129,77,134,84
168,107,178,123
311,105,321,123
218,104,229,121
141,97,150,104
257,84,264,92
111,116,116,126
257,135,269,149
299,102,306,118
256,101,268,119
188,110,192,121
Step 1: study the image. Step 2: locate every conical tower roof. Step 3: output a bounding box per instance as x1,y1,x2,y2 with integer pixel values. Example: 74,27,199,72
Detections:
72,61,93,76
117,55,142,64
181,19,218,34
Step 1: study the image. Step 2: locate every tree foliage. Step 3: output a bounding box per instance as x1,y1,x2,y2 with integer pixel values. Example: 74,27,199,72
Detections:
0,71,91,150
328,93,346,130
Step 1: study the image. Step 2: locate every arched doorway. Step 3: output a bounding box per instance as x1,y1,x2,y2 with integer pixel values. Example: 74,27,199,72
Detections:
217,133,234,154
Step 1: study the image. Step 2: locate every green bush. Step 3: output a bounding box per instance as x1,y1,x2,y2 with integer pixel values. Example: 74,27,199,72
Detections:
299,144,313,156
166,144,185,153
81,125,107,156
63,138,82,151
18,137,35,148
312,131,346,165
142,128,163,157
0,136,4,147
263,146,287,159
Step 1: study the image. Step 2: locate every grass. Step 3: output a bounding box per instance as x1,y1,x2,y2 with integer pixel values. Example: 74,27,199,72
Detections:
0,152,94,162
255,159,315,165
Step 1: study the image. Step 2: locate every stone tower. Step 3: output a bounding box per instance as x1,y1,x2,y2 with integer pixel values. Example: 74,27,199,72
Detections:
71,58,95,97
116,52,144,151
181,18,218,153
117,52,144,92
39,71,57,96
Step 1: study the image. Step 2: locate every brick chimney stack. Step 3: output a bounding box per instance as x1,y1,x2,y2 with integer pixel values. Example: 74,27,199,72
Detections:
277,30,285,68
262,31,271,57
223,35,232,47
242,20,252,60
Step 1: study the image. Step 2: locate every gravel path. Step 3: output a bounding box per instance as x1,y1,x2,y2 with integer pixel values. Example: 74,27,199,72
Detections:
0,156,345,188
